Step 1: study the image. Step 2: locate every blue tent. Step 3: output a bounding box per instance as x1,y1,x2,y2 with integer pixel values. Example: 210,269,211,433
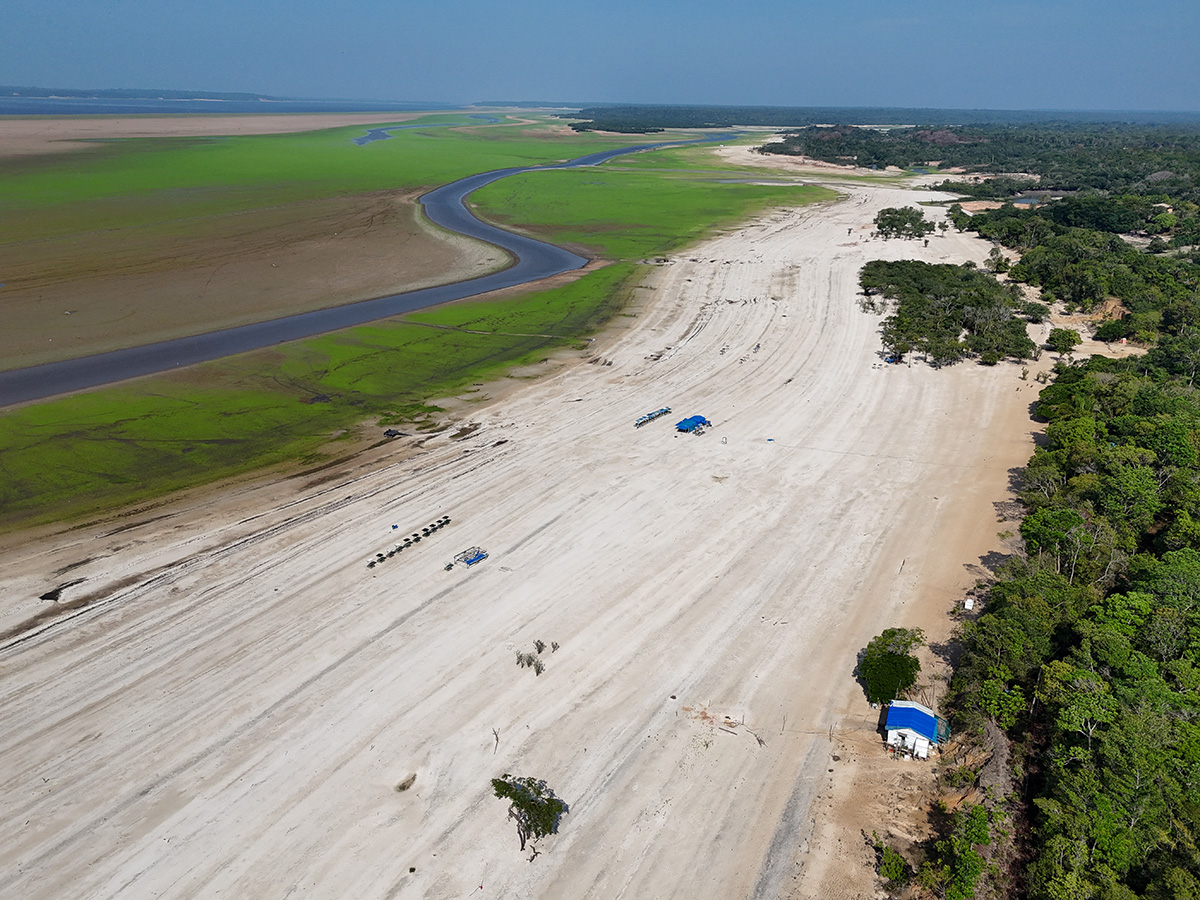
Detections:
675,415,711,433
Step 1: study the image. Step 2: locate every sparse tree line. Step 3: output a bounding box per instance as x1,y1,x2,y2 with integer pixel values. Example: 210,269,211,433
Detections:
561,107,1192,134
950,200,1200,353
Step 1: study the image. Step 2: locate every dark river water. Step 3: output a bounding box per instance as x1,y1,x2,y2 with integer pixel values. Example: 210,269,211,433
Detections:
0,134,730,407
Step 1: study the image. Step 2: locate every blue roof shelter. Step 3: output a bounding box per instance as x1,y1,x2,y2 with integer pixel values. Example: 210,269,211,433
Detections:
675,415,711,433
884,700,949,759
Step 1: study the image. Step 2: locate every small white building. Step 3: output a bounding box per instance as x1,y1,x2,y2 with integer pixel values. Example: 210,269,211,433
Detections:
884,700,948,760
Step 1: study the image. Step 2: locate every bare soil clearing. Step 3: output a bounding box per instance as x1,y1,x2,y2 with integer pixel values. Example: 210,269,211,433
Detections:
0,179,1040,899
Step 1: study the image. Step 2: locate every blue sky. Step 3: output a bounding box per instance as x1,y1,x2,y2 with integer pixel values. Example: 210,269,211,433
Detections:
5,0,1199,110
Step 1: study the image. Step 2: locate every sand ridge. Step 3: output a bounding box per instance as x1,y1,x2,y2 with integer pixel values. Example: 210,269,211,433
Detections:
0,181,1041,898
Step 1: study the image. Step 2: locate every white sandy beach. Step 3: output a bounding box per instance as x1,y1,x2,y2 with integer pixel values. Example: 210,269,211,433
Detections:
0,176,1043,899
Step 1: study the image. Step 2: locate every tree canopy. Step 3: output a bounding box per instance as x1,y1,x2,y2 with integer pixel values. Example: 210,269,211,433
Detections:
764,122,1200,202
860,627,926,703
952,189,1200,354
491,774,569,852
945,340,1200,899
859,259,1038,366
853,121,1200,900
1047,327,1083,354
559,106,1182,134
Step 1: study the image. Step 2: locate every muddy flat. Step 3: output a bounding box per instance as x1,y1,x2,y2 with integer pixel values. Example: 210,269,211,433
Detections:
0,176,1040,899
0,189,508,369
0,112,430,159
0,111,538,369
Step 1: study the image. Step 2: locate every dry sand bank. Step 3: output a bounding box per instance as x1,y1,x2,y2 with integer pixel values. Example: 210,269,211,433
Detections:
0,181,1042,899
713,144,908,180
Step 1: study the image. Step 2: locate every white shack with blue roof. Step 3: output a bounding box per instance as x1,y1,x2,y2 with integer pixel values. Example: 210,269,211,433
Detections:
884,700,950,760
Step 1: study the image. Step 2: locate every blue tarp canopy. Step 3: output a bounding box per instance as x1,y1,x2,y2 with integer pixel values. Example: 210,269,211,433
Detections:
885,703,939,743
675,415,710,432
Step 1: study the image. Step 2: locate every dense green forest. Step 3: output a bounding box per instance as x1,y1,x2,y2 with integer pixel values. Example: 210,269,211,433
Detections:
764,124,1200,202
860,148,1200,898
849,178,1200,369
864,259,1200,898
944,344,1200,900
562,106,1200,133
834,116,1200,896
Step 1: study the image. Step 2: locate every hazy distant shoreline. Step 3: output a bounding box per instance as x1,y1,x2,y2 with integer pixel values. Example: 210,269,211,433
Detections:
0,95,456,116
6,89,1198,123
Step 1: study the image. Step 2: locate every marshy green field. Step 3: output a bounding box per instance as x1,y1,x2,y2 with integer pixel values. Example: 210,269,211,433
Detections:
4,114,623,229
0,115,833,529
472,163,830,259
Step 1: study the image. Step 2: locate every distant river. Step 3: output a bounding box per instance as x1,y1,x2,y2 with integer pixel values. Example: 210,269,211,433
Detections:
0,134,732,407
353,115,500,144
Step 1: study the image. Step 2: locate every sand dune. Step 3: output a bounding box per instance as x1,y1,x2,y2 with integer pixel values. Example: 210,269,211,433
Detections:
0,181,1040,899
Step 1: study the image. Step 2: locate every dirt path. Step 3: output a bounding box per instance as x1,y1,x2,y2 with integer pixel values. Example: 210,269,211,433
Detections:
0,179,1040,899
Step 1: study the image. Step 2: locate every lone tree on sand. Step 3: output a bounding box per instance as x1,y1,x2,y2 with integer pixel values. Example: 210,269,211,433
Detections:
874,207,936,240
491,775,569,851
859,627,926,703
